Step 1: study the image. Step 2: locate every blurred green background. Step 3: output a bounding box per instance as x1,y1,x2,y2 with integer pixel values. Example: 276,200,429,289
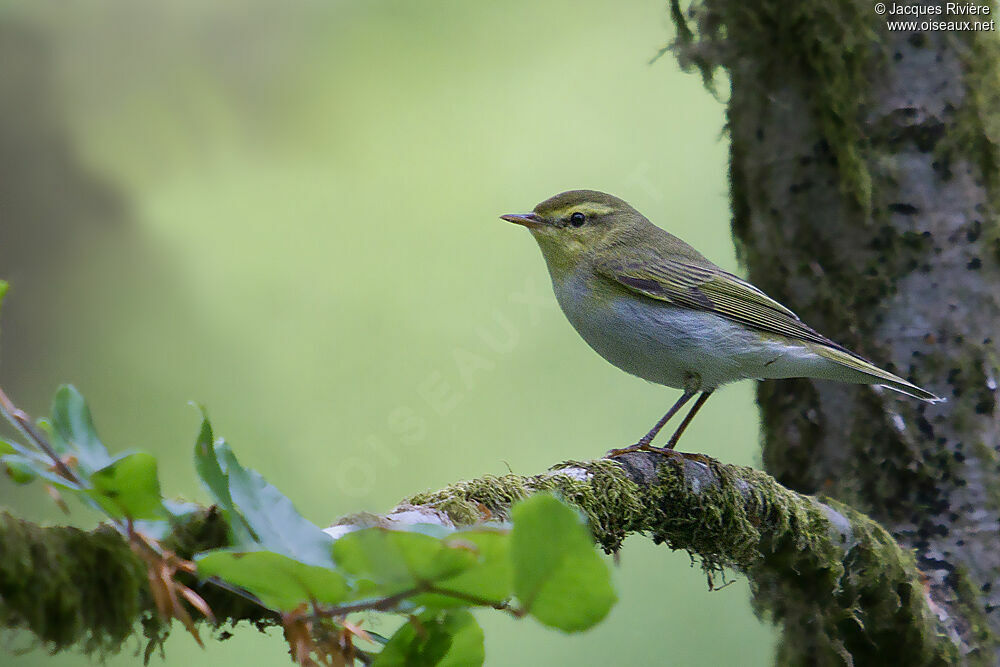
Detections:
0,0,775,664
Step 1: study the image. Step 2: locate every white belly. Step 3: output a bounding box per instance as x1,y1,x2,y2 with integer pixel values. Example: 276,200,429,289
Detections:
553,275,831,390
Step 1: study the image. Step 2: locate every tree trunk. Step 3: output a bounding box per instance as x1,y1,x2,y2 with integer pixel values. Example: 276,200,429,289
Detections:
672,0,1000,661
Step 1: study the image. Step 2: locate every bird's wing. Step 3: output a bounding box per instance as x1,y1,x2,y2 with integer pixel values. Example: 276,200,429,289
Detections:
595,254,847,351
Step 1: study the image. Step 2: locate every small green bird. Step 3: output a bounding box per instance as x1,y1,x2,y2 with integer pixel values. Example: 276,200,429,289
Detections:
501,190,942,454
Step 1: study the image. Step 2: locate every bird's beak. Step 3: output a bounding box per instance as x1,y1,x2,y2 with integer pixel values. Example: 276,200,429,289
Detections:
500,212,544,228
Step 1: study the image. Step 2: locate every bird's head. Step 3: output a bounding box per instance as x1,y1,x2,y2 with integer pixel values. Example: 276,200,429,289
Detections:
501,190,645,273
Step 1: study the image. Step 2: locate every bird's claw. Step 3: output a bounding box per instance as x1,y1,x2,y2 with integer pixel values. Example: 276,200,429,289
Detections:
606,443,656,458
606,445,711,465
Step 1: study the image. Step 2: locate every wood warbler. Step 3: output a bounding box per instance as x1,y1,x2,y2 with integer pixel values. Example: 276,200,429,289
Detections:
501,190,942,454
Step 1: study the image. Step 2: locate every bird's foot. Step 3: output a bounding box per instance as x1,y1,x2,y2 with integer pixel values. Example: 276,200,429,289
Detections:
606,442,657,458
606,444,711,465
647,447,712,465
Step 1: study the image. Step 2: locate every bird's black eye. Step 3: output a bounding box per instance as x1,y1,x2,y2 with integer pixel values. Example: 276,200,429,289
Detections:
569,211,586,227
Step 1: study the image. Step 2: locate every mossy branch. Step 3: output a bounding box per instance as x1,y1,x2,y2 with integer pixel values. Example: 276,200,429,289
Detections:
1,452,958,663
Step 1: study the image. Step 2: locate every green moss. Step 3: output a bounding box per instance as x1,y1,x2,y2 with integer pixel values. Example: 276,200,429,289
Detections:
635,459,957,663
160,506,230,558
404,460,643,552
406,473,534,526
0,512,152,654
950,566,999,661
643,458,831,578
416,451,953,665
669,0,883,213
161,508,274,630
403,457,956,662
0,508,275,656
759,498,959,666
946,30,1000,202
541,460,645,552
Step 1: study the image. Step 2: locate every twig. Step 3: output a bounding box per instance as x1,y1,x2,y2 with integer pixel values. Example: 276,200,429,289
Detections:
0,385,77,482
424,586,514,613
314,586,428,618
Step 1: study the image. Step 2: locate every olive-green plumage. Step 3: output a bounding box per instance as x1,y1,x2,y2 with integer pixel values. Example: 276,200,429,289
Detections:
501,190,941,451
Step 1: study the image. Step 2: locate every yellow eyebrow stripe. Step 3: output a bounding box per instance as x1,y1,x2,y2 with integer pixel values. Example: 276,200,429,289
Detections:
546,203,614,218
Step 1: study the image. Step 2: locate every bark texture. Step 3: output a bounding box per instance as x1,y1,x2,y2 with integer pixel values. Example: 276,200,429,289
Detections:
671,0,1000,662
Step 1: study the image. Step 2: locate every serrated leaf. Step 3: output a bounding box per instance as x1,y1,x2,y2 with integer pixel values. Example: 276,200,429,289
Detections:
217,445,334,567
196,550,351,612
50,385,111,472
510,494,616,632
332,528,478,595
87,452,165,520
413,530,512,609
374,610,483,667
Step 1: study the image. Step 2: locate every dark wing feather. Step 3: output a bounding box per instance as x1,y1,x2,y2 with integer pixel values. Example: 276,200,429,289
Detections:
597,255,850,352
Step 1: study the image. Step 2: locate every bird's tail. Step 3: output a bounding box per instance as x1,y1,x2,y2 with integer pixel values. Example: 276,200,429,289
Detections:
813,345,944,403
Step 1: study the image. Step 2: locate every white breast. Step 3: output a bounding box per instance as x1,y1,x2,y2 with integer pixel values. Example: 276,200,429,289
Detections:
552,273,831,391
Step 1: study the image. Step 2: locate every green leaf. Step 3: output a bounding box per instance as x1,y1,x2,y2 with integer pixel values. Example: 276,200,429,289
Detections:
196,550,351,612
413,530,512,609
332,528,478,595
2,454,39,484
0,453,81,489
0,438,49,462
510,494,616,632
50,385,111,472
191,410,255,545
218,445,334,567
374,610,484,667
87,452,165,520
192,409,227,504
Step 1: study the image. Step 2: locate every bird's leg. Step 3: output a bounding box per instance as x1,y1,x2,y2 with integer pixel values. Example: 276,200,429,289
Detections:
658,390,714,451
607,389,697,457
